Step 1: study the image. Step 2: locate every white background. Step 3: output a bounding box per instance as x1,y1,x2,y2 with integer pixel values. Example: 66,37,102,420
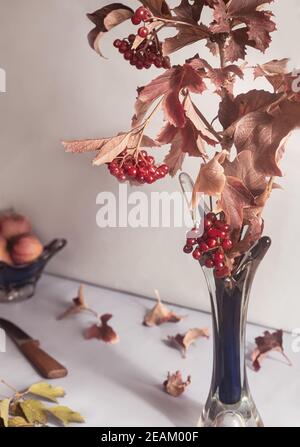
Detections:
0,0,300,331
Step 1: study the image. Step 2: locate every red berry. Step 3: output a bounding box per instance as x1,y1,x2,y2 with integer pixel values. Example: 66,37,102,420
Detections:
214,252,225,262
127,166,138,177
146,174,155,184
146,156,155,165
138,27,149,38
124,50,133,60
143,61,151,69
199,242,209,252
204,218,213,230
207,228,219,238
193,248,202,261
205,258,215,268
135,7,151,21
215,260,225,270
118,174,127,182
162,57,171,69
187,238,197,246
206,213,217,222
183,245,193,254
154,57,163,68
128,34,136,43
131,15,142,25
113,39,122,48
136,60,144,70
222,239,233,250
217,230,227,239
137,174,145,184
159,164,169,174
207,238,218,249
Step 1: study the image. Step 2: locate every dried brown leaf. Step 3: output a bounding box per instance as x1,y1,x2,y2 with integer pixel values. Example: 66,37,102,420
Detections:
168,328,209,357
143,290,185,327
163,371,191,397
87,4,134,57
252,330,292,372
84,314,119,344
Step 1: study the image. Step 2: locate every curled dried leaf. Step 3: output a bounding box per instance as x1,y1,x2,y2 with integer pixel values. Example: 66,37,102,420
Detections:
143,290,185,327
163,371,191,397
251,330,292,372
84,314,119,344
87,4,134,57
168,328,209,357
57,285,87,320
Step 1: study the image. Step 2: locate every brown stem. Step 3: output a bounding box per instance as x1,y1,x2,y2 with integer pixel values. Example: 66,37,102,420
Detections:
188,95,223,143
218,41,225,69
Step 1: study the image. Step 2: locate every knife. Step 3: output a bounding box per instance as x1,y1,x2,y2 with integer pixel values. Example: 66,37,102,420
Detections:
0,318,68,379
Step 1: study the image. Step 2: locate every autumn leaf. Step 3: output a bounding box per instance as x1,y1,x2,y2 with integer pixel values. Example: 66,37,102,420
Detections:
192,151,228,207
87,4,134,57
208,0,276,62
57,284,87,320
163,25,210,56
139,0,171,17
133,63,207,128
173,0,206,23
84,314,119,344
0,399,10,427
218,176,254,229
143,290,185,327
47,406,85,426
8,416,33,427
163,134,186,176
168,328,209,357
163,371,191,397
252,330,292,372
19,400,47,425
28,382,66,403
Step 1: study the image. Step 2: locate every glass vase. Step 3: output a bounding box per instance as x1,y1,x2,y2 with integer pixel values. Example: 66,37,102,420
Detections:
198,236,271,428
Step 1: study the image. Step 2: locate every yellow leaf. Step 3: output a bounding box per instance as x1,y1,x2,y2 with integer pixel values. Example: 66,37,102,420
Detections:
0,399,10,427
47,406,85,426
28,382,65,403
19,400,47,425
8,416,33,427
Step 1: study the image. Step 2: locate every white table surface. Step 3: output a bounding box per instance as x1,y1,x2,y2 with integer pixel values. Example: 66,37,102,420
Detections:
0,274,298,428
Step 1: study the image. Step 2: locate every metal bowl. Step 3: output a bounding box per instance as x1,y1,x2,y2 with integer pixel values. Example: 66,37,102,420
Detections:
0,239,67,303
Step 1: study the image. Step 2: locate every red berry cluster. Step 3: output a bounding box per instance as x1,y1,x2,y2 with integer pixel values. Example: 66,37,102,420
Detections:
113,7,170,70
107,150,169,184
183,213,233,278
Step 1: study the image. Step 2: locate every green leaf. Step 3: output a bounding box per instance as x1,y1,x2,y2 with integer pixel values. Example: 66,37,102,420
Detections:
28,382,65,403
8,416,33,427
19,400,47,425
0,399,10,427
47,406,85,426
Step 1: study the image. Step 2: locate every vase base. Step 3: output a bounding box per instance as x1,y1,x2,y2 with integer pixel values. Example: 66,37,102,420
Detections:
198,394,264,428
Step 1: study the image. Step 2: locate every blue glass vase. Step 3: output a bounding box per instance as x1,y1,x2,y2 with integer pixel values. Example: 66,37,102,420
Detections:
198,237,271,427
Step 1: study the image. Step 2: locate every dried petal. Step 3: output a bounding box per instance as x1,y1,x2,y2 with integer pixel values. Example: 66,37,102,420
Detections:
84,314,119,344
252,330,292,372
143,290,185,327
168,328,209,357
57,285,87,320
163,371,191,397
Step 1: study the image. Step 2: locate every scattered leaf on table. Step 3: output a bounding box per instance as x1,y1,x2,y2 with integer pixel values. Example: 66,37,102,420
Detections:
0,399,10,427
168,328,210,358
28,382,66,403
8,416,33,427
252,330,292,372
143,290,185,327
47,406,85,426
163,371,191,397
19,400,47,425
57,284,87,320
84,314,119,344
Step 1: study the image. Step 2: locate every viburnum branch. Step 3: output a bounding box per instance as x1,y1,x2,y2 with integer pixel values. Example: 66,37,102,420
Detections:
187,93,223,143
136,97,164,149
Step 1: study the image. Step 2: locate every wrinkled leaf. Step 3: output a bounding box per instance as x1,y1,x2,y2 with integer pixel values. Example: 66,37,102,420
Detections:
47,406,85,426
252,330,292,372
0,399,10,427
8,416,33,427
19,400,47,425
28,382,66,403
84,314,119,344
87,4,134,57
57,284,87,320
168,328,209,357
143,290,185,327
163,371,191,397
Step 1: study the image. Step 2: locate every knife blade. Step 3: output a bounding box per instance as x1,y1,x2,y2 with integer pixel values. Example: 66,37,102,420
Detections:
0,318,68,379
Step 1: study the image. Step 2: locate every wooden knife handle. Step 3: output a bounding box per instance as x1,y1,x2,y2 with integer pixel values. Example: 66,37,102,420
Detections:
20,341,68,379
